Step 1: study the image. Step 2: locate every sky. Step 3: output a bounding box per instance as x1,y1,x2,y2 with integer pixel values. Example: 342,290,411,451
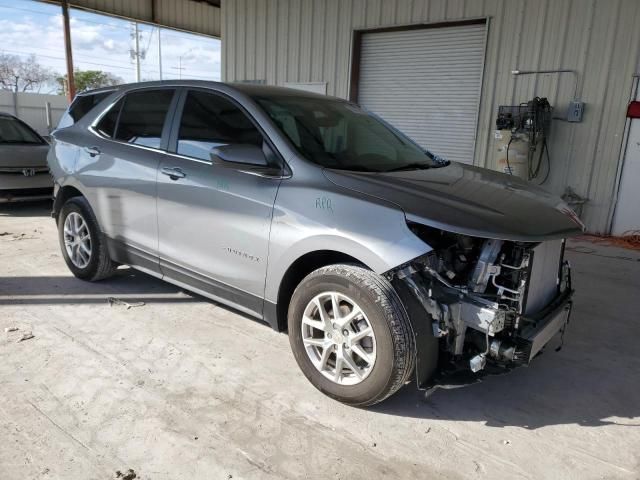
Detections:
0,0,221,93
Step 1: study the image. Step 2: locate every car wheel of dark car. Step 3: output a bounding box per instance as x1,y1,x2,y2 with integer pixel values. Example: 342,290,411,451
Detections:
58,197,117,281
288,264,416,406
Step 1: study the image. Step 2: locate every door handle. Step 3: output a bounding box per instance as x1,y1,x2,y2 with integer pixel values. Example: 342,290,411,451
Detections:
85,146,101,157
161,166,186,180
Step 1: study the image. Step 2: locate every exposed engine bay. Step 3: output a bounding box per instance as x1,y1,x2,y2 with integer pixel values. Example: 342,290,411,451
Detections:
388,222,573,386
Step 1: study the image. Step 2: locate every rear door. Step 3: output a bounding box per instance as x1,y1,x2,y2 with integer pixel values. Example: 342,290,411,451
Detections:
156,89,283,316
78,88,178,273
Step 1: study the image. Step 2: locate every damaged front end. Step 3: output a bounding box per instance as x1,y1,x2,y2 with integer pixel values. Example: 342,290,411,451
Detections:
387,222,573,389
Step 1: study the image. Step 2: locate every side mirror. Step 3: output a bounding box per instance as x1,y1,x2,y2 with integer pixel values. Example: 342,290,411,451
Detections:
210,144,268,167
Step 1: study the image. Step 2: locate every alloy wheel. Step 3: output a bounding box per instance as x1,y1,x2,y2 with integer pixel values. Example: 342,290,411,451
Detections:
301,291,377,385
63,212,92,269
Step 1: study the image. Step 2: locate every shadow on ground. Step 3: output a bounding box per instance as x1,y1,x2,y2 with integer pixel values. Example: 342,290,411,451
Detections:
0,268,200,306
0,200,52,218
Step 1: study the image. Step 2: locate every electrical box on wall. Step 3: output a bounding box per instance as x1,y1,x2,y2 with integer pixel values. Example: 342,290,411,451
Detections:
567,100,585,122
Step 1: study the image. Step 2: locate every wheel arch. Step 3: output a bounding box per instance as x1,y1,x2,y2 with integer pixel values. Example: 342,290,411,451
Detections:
52,184,85,220
273,250,369,332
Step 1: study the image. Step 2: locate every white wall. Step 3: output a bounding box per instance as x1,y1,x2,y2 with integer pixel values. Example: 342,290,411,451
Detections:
611,80,640,235
0,91,68,135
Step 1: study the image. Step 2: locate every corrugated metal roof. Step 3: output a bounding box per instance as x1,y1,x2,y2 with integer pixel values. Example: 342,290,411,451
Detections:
42,0,220,37
223,0,640,233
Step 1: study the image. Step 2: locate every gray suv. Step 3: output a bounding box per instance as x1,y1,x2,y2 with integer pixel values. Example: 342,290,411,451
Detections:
48,81,583,405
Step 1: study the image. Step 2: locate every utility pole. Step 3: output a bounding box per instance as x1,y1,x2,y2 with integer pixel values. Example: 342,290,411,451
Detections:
130,22,147,82
172,48,194,80
157,28,163,80
134,22,141,82
171,59,185,79
61,0,75,101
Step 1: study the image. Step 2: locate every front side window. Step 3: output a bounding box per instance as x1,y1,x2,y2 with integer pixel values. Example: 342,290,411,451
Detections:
0,116,44,144
176,90,263,162
114,89,174,149
254,95,444,172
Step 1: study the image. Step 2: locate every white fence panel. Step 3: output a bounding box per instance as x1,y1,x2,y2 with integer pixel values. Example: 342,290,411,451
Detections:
0,91,68,135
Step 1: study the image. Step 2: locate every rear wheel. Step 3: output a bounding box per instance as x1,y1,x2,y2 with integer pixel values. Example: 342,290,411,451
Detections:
288,264,415,406
58,196,116,281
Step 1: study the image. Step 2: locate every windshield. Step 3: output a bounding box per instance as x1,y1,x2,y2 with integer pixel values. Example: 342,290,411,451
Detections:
254,95,444,172
0,116,43,144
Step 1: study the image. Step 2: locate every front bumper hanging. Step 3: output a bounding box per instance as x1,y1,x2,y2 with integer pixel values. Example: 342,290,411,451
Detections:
390,260,574,391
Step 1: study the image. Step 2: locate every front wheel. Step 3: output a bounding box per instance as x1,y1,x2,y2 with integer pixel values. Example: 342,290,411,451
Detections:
288,264,416,406
58,196,117,281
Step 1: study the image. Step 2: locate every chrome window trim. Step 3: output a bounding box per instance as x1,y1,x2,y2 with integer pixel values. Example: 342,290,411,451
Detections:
164,150,290,178
163,150,212,165
88,126,166,155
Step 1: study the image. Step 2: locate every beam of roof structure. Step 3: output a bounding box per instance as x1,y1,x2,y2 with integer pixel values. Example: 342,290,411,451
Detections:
40,0,221,38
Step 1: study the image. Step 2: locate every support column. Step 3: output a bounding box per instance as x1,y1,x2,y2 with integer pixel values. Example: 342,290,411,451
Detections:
61,0,76,101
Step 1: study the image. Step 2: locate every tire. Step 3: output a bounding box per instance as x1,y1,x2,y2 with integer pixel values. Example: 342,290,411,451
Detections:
58,196,117,281
288,264,416,406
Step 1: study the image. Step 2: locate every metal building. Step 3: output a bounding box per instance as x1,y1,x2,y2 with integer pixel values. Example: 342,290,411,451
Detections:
221,0,640,234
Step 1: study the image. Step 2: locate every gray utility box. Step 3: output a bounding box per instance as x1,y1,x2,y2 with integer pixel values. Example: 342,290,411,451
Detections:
567,100,585,122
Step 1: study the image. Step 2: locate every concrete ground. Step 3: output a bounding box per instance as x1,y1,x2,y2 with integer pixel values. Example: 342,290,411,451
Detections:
1,201,639,480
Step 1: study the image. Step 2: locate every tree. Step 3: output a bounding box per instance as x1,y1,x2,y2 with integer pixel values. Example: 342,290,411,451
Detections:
56,70,123,95
0,54,53,93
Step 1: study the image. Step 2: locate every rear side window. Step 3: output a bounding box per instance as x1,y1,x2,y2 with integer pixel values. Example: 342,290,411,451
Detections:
115,89,174,149
57,90,114,129
96,98,123,138
176,90,263,161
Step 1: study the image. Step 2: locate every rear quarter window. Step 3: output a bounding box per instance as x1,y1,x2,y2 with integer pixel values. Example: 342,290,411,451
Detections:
57,90,114,129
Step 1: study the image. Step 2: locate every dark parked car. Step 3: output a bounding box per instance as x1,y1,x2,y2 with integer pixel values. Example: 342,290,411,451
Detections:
48,81,584,405
0,112,52,203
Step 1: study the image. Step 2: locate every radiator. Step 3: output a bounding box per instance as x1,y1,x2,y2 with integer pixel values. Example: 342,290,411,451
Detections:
524,240,564,315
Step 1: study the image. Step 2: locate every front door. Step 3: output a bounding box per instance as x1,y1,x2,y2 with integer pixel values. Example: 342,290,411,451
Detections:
156,89,283,316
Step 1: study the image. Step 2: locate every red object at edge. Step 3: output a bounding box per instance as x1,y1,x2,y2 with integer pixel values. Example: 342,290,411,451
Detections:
628,101,640,118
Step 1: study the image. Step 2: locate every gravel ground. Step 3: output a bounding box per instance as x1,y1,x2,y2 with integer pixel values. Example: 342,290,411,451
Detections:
1,201,639,480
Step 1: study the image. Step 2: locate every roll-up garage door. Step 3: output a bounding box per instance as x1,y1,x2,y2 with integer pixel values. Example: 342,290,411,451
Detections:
357,23,486,164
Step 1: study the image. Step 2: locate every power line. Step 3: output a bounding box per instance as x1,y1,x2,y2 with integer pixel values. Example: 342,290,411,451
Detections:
2,48,134,72
0,4,130,31
3,48,216,79
0,4,222,41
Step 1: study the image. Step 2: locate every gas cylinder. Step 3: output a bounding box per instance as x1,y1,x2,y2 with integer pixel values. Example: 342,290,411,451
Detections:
494,130,530,179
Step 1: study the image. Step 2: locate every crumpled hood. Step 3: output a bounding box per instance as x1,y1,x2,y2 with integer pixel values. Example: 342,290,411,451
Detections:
323,162,584,242
0,144,49,168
